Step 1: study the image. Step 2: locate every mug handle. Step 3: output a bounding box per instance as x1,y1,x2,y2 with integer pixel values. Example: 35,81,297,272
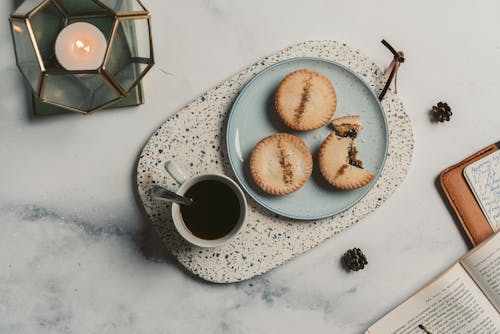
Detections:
165,161,189,184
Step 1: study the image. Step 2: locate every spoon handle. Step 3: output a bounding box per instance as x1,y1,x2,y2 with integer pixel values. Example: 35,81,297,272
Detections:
150,185,193,206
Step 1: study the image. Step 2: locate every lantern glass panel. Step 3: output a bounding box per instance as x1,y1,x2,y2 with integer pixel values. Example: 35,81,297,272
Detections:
10,0,154,114
10,20,42,94
106,17,152,93
96,0,146,14
12,0,45,17
30,1,65,69
66,16,115,42
43,74,120,112
56,0,109,16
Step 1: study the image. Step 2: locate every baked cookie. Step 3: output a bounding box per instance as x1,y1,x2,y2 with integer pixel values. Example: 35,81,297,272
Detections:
319,116,374,190
250,133,313,195
331,115,362,138
275,69,337,131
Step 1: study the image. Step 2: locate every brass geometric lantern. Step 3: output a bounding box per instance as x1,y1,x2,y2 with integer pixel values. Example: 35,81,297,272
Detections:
9,0,154,115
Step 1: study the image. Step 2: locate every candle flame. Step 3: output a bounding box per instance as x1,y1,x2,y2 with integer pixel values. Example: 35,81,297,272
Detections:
74,39,92,55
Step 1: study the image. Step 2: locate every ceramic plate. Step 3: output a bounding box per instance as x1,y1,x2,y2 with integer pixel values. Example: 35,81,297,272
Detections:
226,57,388,220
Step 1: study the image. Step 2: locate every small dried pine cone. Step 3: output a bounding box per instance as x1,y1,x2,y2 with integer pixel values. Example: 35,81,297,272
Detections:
432,102,452,122
342,248,368,272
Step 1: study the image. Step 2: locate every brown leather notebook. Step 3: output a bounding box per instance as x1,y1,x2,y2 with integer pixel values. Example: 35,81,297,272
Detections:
439,142,498,246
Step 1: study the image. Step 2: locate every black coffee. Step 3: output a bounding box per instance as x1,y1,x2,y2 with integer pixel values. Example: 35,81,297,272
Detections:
181,180,240,240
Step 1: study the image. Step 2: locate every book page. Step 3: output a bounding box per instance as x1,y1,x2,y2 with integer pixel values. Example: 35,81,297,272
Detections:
461,232,500,312
366,264,500,334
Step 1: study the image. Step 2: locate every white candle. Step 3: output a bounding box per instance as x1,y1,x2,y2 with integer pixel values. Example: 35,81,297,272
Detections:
55,22,107,71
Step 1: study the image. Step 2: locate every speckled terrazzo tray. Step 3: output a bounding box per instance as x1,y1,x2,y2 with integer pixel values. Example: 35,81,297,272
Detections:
136,40,414,283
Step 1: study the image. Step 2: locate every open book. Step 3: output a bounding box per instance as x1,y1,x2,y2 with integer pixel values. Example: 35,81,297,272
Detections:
366,232,500,334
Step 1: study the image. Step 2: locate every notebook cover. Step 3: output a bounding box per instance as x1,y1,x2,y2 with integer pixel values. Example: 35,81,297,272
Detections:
439,143,498,246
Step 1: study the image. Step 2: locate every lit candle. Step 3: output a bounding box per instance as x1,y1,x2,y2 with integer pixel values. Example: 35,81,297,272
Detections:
55,22,107,71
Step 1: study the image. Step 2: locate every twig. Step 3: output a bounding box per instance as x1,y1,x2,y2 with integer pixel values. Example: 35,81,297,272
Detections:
378,40,405,101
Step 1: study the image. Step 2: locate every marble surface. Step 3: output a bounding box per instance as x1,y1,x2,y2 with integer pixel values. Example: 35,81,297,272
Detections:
2,0,500,333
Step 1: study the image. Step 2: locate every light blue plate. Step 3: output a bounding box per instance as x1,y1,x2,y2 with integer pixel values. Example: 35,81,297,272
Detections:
226,57,388,220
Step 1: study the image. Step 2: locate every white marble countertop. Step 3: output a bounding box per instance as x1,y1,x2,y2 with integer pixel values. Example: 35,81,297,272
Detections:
1,0,500,333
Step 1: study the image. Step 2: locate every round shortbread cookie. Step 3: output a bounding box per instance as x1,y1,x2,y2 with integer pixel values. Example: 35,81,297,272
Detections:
331,115,362,138
250,133,313,195
275,69,337,131
318,132,374,190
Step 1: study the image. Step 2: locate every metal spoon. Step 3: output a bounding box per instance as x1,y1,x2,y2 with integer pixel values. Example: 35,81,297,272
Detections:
150,185,193,206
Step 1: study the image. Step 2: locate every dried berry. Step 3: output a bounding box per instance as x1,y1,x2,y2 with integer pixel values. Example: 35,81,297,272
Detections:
432,102,452,122
342,248,368,272
345,129,358,139
348,146,363,168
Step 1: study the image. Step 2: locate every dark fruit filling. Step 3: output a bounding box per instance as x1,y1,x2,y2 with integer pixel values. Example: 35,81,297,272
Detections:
348,145,363,168
345,129,358,139
333,126,358,139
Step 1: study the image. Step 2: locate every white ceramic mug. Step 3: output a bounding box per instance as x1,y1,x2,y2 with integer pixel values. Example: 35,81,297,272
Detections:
154,161,247,248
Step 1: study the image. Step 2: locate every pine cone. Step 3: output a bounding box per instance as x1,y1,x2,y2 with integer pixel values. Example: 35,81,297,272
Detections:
432,102,452,122
342,248,368,272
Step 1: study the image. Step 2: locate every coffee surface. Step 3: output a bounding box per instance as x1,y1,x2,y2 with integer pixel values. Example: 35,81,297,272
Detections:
181,180,240,240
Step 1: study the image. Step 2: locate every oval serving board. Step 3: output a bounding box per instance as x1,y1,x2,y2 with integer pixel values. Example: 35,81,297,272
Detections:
136,40,414,283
